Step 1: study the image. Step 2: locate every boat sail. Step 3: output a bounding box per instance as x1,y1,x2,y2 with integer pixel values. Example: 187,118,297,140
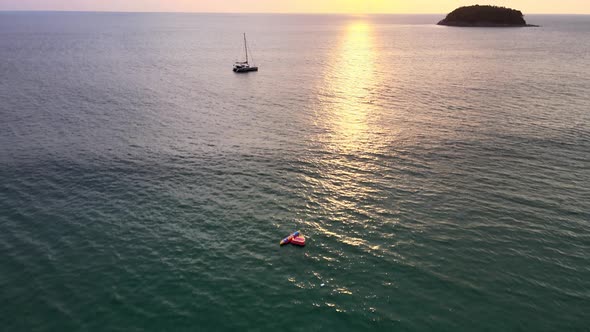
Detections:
233,33,258,73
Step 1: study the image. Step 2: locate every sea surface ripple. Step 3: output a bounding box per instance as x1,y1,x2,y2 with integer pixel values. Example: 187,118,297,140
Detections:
1,13,589,331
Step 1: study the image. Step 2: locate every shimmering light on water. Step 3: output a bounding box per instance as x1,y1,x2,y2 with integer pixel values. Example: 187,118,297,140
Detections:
321,21,378,153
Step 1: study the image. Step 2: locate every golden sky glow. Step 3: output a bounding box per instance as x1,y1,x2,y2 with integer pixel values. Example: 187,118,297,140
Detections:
1,0,589,14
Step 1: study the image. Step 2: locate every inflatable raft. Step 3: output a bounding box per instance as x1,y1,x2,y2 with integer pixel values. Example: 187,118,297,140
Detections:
280,231,306,246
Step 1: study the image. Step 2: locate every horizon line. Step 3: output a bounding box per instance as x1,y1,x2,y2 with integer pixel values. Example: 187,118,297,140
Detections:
1,9,588,15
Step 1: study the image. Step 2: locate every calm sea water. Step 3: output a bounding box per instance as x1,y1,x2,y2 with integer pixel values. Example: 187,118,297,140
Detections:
1,12,589,331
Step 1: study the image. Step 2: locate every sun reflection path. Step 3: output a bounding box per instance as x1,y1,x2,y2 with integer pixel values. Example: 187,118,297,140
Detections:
302,23,401,310
318,21,382,154
307,20,392,236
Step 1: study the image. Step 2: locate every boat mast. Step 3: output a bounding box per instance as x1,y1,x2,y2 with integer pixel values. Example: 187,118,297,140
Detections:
243,33,249,64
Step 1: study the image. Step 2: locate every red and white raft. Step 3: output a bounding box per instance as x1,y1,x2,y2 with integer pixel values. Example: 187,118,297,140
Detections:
290,234,306,246
280,231,306,247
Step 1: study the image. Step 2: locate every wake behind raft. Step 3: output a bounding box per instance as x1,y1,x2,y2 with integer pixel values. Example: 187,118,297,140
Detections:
280,231,306,247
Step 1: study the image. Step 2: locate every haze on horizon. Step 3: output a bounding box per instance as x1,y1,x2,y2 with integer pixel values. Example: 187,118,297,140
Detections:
1,0,589,14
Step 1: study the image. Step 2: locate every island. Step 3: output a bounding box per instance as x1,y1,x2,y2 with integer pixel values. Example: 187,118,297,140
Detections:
437,5,538,27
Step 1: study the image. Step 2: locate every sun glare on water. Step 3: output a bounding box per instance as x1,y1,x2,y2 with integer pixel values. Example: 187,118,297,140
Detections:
319,21,380,153
307,20,393,244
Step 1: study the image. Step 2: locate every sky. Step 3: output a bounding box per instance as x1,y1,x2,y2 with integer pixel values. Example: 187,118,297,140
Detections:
0,0,589,14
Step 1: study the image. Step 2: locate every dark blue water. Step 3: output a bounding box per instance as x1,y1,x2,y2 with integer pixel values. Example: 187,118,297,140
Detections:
1,12,589,331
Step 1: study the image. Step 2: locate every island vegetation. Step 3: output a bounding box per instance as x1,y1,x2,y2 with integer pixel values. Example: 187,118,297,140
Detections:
438,5,538,27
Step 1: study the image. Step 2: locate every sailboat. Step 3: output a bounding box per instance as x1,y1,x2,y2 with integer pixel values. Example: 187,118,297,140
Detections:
233,33,258,73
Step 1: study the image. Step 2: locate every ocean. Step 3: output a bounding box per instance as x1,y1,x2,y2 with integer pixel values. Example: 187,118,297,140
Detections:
0,12,589,331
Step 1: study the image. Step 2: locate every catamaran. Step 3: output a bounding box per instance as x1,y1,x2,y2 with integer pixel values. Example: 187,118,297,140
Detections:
233,33,258,73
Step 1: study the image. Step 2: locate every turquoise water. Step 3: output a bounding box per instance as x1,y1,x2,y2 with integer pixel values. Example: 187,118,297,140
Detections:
1,13,589,331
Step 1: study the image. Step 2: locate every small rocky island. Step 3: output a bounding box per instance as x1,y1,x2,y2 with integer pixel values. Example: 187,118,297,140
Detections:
438,5,537,27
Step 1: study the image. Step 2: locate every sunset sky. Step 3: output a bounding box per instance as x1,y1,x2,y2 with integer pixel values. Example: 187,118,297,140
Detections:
1,0,589,14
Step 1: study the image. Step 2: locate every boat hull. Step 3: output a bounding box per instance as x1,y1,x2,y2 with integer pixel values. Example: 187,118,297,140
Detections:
233,66,258,73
